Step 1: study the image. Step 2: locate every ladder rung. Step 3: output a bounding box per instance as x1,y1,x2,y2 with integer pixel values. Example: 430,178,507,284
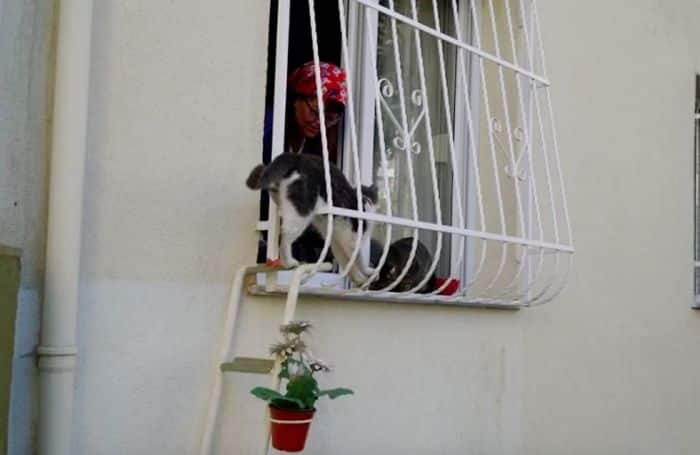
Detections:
220,357,274,374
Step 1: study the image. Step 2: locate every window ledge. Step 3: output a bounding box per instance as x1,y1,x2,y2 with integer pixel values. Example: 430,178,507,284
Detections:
248,284,521,311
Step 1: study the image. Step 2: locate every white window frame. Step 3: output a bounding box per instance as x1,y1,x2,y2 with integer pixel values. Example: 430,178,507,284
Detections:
261,0,481,291
344,0,480,282
255,0,573,308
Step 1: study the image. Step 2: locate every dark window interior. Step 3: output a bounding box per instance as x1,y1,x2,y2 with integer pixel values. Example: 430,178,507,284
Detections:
257,0,342,263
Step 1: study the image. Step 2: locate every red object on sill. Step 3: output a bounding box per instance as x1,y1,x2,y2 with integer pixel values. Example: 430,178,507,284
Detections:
269,406,315,452
266,258,283,268
434,277,460,296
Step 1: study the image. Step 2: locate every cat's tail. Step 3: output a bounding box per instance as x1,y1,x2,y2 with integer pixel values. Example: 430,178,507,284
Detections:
246,154,300,191
246,164,266,189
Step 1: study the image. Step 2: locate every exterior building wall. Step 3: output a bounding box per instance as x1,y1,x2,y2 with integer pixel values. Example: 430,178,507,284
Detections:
0,1,55,453
3,1,700,453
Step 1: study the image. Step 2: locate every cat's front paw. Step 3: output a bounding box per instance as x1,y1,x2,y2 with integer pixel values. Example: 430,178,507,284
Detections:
265,258,283,268
282,258,301,269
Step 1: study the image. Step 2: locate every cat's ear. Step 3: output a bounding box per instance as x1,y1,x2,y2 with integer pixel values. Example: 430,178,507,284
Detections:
361,184,378,204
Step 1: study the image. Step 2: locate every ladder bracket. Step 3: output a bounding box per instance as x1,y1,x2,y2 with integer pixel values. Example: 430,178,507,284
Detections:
220,357,275,374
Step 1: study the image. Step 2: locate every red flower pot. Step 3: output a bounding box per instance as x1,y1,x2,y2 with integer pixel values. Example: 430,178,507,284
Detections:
269,406,315,452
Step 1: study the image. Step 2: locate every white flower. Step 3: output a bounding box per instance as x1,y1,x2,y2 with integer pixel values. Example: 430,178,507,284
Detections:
309,358,332,373
269,338,307,356
287,361,302,377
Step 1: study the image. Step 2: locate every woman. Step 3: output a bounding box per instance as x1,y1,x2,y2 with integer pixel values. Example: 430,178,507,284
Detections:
263,61,347,163
284,61,346,161
258,61,348,263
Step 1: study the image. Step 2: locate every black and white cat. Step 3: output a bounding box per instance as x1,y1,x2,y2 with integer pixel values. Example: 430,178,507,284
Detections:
246,153,377,284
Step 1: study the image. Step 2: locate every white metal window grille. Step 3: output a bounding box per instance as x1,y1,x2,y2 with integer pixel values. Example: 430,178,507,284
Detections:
694,75,700,308
257,0,573,308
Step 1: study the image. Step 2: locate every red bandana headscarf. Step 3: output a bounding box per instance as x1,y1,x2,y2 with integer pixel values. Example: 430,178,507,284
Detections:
287,61,347,107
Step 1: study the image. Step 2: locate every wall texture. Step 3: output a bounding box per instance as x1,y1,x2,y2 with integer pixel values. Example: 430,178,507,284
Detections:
522,1,700,453
73,1,275,453
4,0,700,454
0,1,55,453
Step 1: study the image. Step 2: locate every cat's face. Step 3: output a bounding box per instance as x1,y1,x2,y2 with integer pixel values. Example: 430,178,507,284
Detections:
369,254,400,290
378,263,399,285
368,238,435,292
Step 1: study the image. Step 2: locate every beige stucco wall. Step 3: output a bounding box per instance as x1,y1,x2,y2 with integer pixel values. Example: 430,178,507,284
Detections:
72,1,525,454
522,1,700,453
5,0,700,454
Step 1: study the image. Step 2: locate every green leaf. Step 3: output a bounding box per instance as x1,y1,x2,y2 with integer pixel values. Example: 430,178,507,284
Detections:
270,397,305,410
252,387,307,409
250,387,284,402
318,388,354,399
286,375,319,409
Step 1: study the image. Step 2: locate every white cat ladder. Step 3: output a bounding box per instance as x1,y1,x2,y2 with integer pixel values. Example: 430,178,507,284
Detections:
197,262,332,455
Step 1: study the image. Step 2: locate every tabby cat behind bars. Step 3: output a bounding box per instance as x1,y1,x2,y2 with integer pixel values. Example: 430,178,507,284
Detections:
370,237,437,293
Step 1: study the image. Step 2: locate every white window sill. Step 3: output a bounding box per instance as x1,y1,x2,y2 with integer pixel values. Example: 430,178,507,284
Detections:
251,271,521,310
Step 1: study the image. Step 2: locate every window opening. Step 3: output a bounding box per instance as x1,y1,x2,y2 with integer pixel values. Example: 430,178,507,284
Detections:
258,0,344,265
252,0,574,307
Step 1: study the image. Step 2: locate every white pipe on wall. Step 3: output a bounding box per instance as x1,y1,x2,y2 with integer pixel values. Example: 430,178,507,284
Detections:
37,1,93,454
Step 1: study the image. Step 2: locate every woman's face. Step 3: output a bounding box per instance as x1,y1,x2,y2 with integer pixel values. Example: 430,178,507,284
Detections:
293,96,342,138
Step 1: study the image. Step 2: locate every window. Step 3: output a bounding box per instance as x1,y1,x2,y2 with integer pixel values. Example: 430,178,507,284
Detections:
371,0,462,278
255,0,573,307
694,75,700,308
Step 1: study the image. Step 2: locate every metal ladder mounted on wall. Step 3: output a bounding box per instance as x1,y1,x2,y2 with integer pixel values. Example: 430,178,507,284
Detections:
198,262,332,455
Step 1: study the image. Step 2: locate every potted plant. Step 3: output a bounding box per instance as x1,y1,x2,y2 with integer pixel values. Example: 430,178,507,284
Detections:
251,321,353,452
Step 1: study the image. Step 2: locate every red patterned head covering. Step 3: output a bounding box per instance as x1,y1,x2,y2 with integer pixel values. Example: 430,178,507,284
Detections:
288,61,347,107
